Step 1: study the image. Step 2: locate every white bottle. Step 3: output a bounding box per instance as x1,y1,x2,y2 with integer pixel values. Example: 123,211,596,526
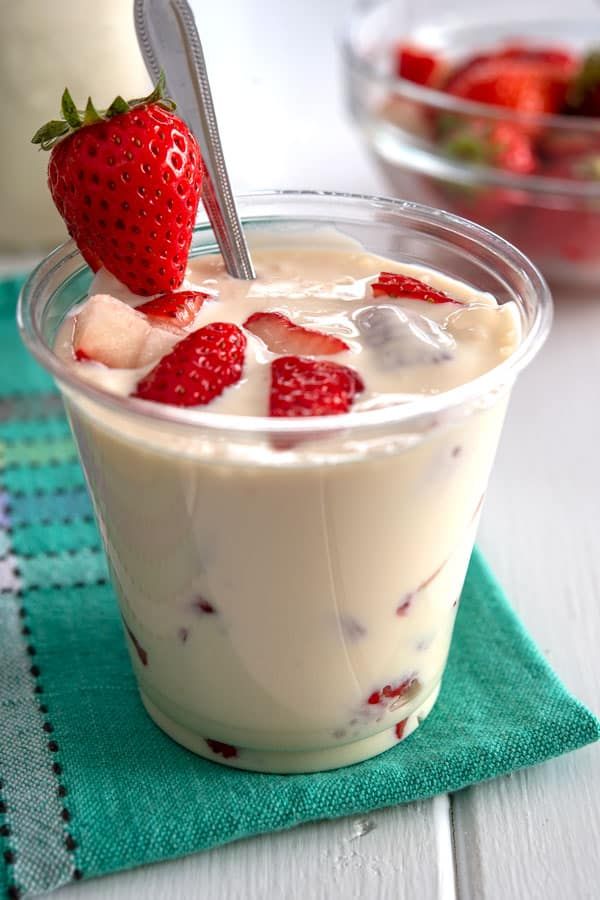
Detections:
0,0,151,251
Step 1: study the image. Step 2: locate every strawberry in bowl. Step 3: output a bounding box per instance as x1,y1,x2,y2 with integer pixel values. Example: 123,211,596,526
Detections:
344,0,600,285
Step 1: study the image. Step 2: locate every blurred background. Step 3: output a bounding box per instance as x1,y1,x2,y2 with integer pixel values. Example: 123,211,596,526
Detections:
2,0,600,286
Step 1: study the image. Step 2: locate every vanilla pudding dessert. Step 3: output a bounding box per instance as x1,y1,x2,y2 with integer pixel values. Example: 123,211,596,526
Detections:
51,229,520,772
21,79,551,772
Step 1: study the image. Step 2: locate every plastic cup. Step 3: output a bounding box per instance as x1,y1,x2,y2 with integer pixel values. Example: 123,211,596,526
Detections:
18,191,552,773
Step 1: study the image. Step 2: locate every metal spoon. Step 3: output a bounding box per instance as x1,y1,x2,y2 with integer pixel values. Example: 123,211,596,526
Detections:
134,0,256,280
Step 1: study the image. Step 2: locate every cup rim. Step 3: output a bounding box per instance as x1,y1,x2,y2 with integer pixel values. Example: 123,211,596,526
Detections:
18,189,552,438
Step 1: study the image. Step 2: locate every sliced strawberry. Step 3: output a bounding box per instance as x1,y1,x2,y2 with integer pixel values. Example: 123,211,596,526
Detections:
137,290,209,330
442,51,495,92
440,118,537,175
499,44,576,70
442,44,576,97
395,719,407,740
396,44,444,87
269,356,364,418
490,122,537,174
73,293,179,368
134,322,246,407
446,56,570,117
371,273,461,304
367,676,417,706
205,738,238,759
244,311,349,355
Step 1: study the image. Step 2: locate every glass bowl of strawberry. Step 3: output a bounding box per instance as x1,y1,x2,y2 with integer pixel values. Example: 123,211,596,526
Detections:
343,0,600,286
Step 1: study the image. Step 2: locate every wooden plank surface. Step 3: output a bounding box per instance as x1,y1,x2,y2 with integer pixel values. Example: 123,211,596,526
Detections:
53,800,450,900
453,289,600,900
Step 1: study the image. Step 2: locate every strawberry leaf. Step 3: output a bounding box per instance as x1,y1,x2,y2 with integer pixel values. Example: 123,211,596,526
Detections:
31,120,70,150
106,96,130,118
61,88,81,129
83,97,102,126
31,72,176,151
129,71,175,111
442,128,492,164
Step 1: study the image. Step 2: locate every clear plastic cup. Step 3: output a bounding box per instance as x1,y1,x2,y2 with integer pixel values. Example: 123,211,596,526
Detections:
18,191,552,773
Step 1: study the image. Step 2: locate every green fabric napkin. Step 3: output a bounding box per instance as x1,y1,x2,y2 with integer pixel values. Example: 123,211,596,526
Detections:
1,276,598,899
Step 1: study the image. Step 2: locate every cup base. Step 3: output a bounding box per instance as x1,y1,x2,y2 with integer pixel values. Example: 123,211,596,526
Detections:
140,683,441,774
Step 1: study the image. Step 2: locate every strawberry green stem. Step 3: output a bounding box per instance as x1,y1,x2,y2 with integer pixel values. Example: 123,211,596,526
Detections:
31,71,176,151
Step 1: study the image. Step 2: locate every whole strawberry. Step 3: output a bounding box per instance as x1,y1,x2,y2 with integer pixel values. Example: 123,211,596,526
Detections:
32,74,203,296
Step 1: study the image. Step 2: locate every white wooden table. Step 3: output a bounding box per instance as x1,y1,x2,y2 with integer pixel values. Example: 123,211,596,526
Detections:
20,0,599,895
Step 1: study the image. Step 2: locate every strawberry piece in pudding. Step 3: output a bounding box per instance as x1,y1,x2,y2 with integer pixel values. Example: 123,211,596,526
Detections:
134,322,246,407
269,356,364,418
73,293,179,368
137,290,210,331
371,272,461,304
244,311,350,355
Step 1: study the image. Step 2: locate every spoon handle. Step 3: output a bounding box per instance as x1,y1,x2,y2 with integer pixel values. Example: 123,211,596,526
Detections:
134,0,256,280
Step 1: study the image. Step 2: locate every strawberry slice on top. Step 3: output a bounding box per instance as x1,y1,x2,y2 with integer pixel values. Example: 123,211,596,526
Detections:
244,311,350,355
136,290,209,331
371,273,461,304
269,356,364,418
32,73,204,296
134,322,246,407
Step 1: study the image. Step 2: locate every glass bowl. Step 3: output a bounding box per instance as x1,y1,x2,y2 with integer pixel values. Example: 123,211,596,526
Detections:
343,0,600,286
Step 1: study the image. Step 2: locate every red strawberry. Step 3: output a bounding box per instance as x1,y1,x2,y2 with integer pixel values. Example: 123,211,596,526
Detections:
269,357,364,418
32,75,203,296
446,56,570,117
490,122,537,174
396,44,444,87
244,311,349,355
439,115,537,176
205,738,238,759
134,322,245,407
395,719,407,740
498,44,576,70
137,290,209,330
371,273,460,304
367,676,417,706
442,43,575,98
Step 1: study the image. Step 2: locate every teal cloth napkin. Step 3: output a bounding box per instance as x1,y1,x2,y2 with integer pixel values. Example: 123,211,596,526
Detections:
1,277,598,898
